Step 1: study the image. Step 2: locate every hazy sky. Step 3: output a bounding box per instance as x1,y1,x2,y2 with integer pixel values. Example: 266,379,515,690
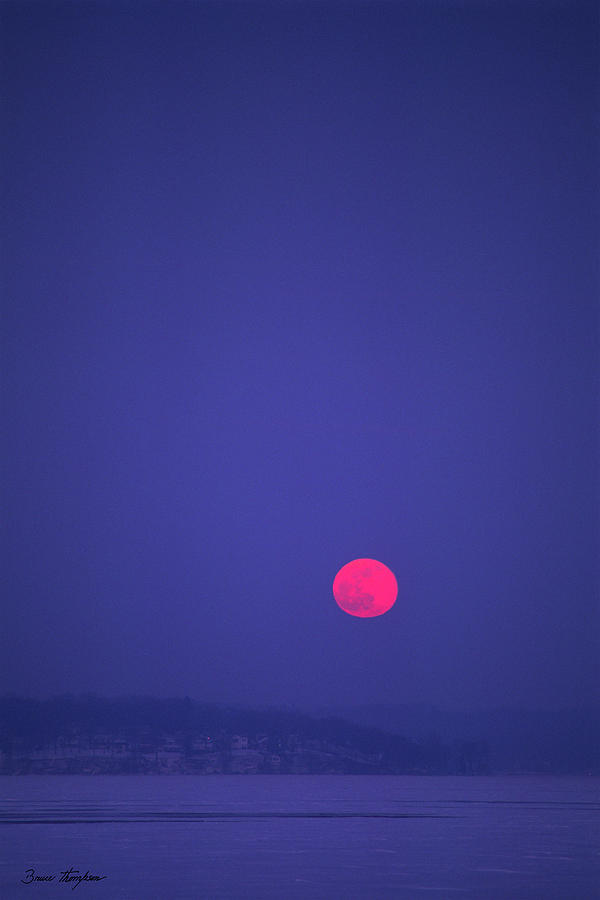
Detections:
2,0,598,711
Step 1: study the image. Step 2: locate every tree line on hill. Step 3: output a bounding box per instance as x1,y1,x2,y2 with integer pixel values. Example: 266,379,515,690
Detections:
0,695,494,774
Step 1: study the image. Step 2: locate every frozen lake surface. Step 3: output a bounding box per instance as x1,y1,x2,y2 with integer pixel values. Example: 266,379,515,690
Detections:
1,775,598,898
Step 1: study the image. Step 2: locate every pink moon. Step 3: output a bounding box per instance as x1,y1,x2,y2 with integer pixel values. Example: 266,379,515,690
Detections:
333,558,398,618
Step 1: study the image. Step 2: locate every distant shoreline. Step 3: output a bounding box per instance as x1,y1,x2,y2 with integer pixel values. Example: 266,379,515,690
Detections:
2,696,597,776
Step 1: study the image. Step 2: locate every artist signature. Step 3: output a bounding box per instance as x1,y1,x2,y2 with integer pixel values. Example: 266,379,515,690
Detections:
21,867,107,889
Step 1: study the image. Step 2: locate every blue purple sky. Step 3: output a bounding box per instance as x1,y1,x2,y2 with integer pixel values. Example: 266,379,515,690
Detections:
2,1,598,711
